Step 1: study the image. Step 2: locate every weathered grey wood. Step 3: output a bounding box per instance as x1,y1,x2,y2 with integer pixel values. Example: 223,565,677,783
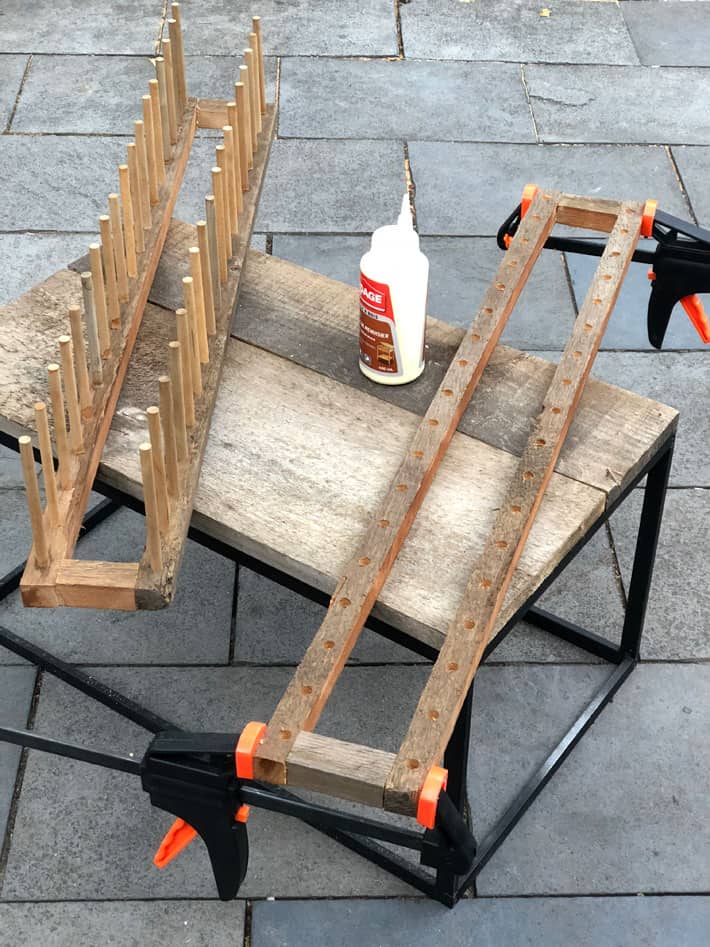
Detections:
254,189,560,786
288,732,395,809
385,201,644,815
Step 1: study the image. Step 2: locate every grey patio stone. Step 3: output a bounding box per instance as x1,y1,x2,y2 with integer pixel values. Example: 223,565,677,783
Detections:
0,667,36,843
0,233,92,306
672,146,710,225
187,54,277,109
0,490,36,591
251,895,710,947
0,507,234,665
1,665,424,899
526,65,710,145
271,234,576,349
233,567,428,665
172,0,398,57
255,140,406,233
0,901,245,947
0,56,28,129
566,250,706,351
278,59,534,142
622,1,710,66
408,142,688,236
0,1,161,55
592,351,707,488
609,489,710,661
476,664,710,895
0,444,26,490
400,0,639,65
0,136,128,231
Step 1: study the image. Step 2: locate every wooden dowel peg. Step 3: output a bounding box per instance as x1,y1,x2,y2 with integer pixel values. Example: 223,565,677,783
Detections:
222,125,238,237
34,402,59,527
139,442,162,573
149,79,166,182
126,144,147,250
118,165,138,276
134,120,153,223
80,272,103,386
215,146,231,259
205,196,221,307
168,343,188,460
67,304,92,415
196,220,216,335
175,308,195,427
246,41,262,135
19,435,49,568
162,38,179,144
146,406,170,533
155,58,172,159
47,363,71,488
169,4,187,110
59,335,83,454
226,104,243,214
238,69,254,167
234,85,250,189
211,167,229,283
182,277,203,395
99,215,121,331
242,54,259,150
142,97,159,204
188,247,209,360
253,16,267,114
88,242,110,354
158,375,179,494
108,194,129,303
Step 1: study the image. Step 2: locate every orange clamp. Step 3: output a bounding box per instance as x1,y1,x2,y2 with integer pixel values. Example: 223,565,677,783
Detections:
416,765,448,830
153,817,197,869
235,721,267,780
641,199,657,238
520,184,539,220
236,804,250,823
681,295,710,343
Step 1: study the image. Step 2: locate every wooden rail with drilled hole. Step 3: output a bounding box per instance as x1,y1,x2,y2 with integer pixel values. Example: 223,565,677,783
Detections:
253,191,644,817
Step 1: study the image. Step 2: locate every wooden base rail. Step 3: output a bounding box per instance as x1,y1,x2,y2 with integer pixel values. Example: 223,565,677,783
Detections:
253,191,644,818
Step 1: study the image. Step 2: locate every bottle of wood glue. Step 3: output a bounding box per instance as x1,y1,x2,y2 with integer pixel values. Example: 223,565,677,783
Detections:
359,194,428,385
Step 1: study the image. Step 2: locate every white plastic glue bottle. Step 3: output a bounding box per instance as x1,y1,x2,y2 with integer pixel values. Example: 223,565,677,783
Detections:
359,194,429,385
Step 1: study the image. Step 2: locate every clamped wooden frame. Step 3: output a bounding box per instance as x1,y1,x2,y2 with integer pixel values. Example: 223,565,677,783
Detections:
249,188,646,824
18,9,274,611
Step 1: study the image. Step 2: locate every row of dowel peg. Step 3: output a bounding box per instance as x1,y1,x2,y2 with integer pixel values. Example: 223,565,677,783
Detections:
137,16,268,575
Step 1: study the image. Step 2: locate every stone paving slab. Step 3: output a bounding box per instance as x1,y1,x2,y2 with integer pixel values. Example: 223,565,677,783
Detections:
0,136,127,231
255,139,406,233
251,895,710,947
592,351,707,488
0,900,245,946
567,251,706,351
0,233,92,306
622,1,710,67
0,507,234,665
0,56,28,130
476,664,710,895
672,146,710,225
0,1,159,55
408,142,688,236
0,665,426,900
399,0,639,65
278,59,534,142
174,0,398,57
0,667,36,845
610,489,710,661
271,234,576,348
526,65,710,145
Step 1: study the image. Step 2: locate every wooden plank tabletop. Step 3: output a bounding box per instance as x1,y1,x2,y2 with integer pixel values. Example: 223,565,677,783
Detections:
0,224,678,648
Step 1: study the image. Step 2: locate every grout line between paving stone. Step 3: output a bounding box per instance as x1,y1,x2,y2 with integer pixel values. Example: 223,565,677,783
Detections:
394,0,406,60
243,900,253,947
228,564,240,665
666,145,699,224
3,54,32,135
402,141,417,230
519,64,540,144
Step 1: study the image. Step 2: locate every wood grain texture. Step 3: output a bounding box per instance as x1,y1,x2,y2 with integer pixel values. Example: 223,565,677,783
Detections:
55,560,139,610
384,202,644,815
288,732,395,808
253,190,560,785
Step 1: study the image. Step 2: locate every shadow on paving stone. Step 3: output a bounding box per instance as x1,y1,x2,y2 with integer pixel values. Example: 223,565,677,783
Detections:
0,666,36,843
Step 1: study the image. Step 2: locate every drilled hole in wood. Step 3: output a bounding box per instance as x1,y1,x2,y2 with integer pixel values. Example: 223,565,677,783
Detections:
323,640,335,650
471,332,482,342
584,322,594,331
412,449,424,459
463,618,476,630
523,470,534,481
339,597,351,607
482,307,493,315
593,298,602,305
407,758,420,770
573,350,582,359
301,685,313,695
378,519,390,528
358,556,371,566
428,419,439,427
511,504,522,513
280,729,292,740
428,709,440,721
447,662,459,672
396,483,408,492
480,578,492,589
551,406,561,414
442,388,454,397
507,258,518,267
457,358,469,367
495,539,508,549
535,437,546,447
562,378,572,386
620,227,629,234
611,250,620,257
521,237,529,244
532,214,541,220
495,282,506,291
602,274,612,281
